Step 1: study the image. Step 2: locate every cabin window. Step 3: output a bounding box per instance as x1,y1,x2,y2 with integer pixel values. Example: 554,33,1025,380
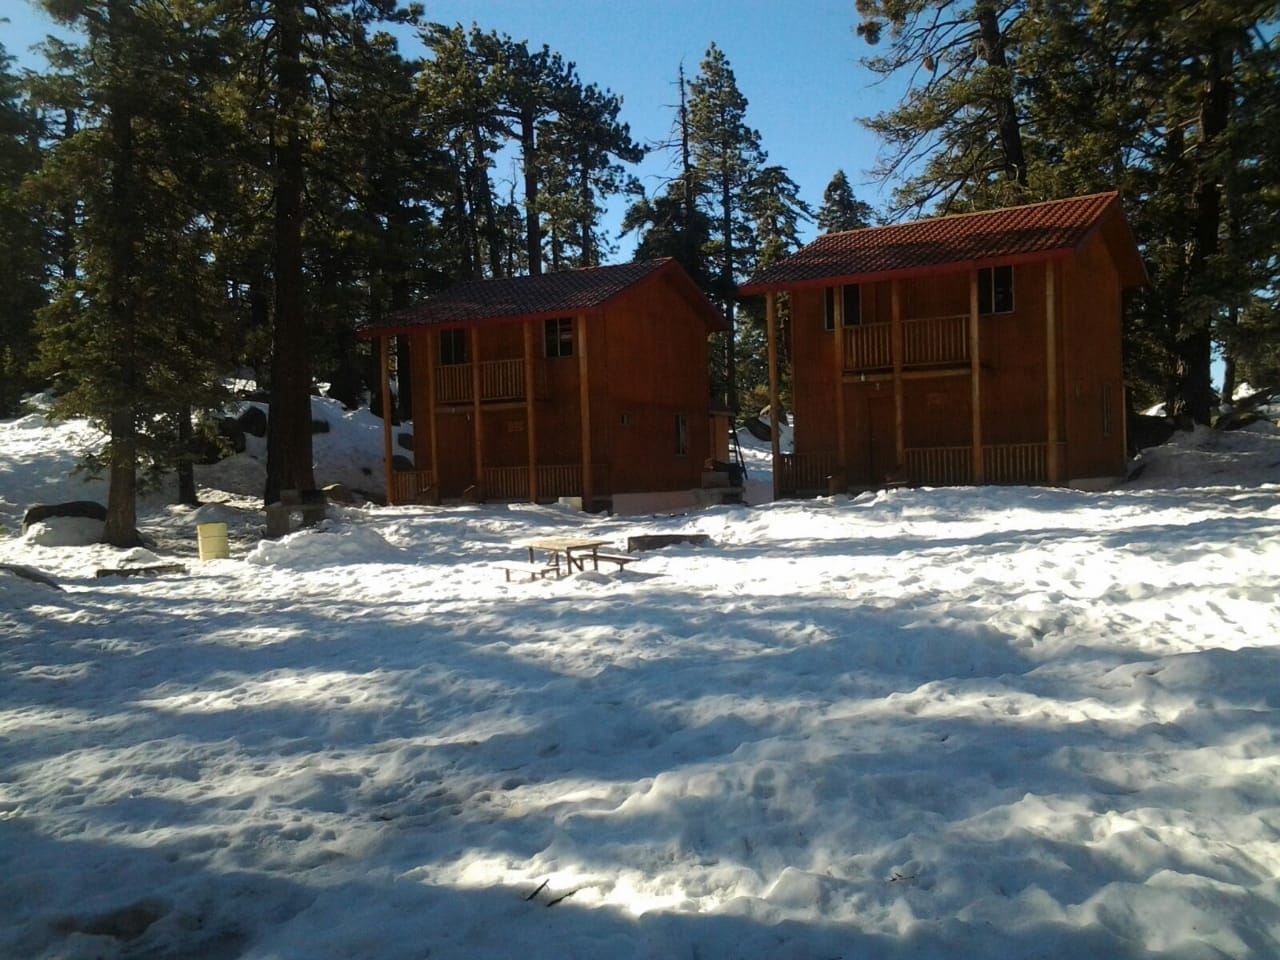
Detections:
439,329,467,365
978,266,1014,314
544,317,574,358
675,413,689,456
823,284,861,331
1102,382,1115,437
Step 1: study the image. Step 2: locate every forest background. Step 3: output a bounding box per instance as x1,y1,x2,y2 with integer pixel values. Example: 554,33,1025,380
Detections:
0,0,1277,546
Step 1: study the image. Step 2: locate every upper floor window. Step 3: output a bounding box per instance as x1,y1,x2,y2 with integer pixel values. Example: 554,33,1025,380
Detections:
978,265,1014,314
439,328,467,365
544,317,574,358
823,284,861,331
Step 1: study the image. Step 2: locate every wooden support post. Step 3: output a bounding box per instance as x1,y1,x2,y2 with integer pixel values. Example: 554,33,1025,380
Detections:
1045,260,1060,483
832,286,847,490
523,319,539,503
766,292,780,502
891,280,905,471
426,331,439,499
577,313,593,506
380,335,394,505
969,271,984,483
470,326,483,497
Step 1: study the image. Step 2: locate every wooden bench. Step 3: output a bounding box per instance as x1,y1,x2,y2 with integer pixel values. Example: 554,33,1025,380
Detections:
626,534,710,553
495,561,560,582
594,553,639,572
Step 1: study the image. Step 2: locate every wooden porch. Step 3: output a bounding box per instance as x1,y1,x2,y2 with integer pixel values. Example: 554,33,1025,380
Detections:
482,463,609,501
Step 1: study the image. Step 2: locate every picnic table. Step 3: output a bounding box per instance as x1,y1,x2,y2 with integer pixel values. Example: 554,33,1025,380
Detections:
522,536,612,574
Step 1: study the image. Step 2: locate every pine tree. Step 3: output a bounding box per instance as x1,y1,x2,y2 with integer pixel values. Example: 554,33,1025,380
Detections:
224,0,420,503
688,43,766,412
538,81,644,268
0,41,47,416
816,170,874,234
33,0,232,545
857,0,1031,215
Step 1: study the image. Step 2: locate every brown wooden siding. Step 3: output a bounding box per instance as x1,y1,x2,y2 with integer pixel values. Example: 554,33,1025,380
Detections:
787,248,1129,491
1062,228,1126,478
403,274,713,502
598,274,710,493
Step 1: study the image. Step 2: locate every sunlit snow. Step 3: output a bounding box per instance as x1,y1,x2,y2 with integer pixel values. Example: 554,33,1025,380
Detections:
2,395,1279,959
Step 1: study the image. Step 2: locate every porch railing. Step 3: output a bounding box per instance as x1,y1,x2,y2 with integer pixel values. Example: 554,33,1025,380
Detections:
905,446,972,486
435,359,546,404
389,468,435,504
843,314,970,372
776,451,837,495
905,442,1066,486
481,463,608,501
983,442,1065,484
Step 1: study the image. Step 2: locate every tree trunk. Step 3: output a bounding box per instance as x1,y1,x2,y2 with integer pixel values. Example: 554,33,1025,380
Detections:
678,66,698,280
721,177,737,413
105,409,141,547
103,4,140,548
1180,39,1233,424
521,104,541,275
265,0,316,504
470,124,503,278
975,5,1028,187
578,157,594,266
177,405,198,506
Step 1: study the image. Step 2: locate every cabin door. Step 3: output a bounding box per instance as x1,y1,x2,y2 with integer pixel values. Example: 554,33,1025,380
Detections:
867,396,897,486
434,410,476,499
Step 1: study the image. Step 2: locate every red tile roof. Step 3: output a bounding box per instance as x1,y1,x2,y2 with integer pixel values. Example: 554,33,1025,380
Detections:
740,192,1147,295
362,258,723,335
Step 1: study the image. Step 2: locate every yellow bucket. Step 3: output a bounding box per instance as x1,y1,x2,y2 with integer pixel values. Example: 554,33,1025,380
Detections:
197,522,230,561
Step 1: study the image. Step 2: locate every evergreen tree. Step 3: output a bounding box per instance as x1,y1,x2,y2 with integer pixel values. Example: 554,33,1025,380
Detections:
224,0,420,503
538,81,644,268
0,41,47,415
857,0,1031,215
688,43,766,412
34,0,232,544
420,25,642,277
816,169,874,234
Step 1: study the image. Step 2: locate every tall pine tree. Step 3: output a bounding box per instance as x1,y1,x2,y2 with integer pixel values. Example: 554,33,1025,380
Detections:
34,0,231,544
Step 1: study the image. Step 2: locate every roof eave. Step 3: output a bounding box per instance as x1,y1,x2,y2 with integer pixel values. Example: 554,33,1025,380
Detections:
739,248,1076,297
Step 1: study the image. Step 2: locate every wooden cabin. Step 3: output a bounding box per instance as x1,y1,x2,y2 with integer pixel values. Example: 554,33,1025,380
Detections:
361,258,725,509
739,192,1148,498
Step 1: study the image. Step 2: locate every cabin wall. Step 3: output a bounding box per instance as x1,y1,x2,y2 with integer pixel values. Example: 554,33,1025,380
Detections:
789,286,839,458
1061,231,1127,479
978,262,1053,447
598,276,711,493
788,263,1081,487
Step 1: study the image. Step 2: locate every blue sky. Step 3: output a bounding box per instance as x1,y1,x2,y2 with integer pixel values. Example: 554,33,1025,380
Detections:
2,0,907,259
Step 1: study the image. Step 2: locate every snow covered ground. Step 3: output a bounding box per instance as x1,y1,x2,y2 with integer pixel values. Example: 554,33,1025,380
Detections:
2,398,1280,960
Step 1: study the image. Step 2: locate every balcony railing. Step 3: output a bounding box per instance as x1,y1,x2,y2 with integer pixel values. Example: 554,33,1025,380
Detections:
435,359,547,404
842,314,970,372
